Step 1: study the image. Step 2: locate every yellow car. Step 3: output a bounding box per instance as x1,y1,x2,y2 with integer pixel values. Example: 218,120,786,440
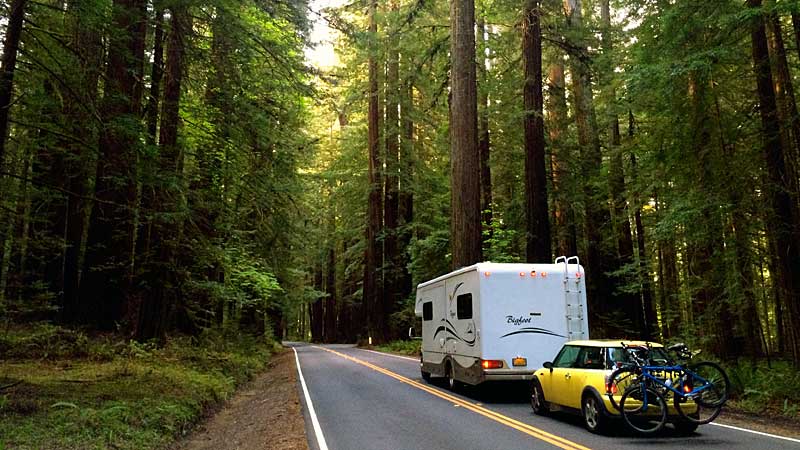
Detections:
530,340,699,434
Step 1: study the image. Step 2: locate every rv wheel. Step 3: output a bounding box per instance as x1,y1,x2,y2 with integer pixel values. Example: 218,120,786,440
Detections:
445,362,458,391
421,370,431,382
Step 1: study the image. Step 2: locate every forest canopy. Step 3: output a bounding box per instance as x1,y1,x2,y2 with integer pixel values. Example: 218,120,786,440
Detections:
0,0,799,368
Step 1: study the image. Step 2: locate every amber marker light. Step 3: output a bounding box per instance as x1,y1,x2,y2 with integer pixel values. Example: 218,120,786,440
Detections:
519,272,526,277
541,272,548,278
484,271,491,277
530,270,537,278
480,359,504,369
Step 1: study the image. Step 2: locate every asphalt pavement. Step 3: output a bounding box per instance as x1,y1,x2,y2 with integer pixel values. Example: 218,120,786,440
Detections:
287,342,800,450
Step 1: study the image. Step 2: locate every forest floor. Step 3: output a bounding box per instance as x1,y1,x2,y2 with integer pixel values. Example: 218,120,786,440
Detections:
173,349,308,450
0,323,280,449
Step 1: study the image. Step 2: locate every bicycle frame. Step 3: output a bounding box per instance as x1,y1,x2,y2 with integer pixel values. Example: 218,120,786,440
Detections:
635,365,715,403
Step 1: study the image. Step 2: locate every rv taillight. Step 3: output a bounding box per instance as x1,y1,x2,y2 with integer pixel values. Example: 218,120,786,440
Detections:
480,359,504,369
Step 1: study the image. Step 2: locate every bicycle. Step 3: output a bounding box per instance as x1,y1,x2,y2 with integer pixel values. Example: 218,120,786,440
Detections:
605,343,731,434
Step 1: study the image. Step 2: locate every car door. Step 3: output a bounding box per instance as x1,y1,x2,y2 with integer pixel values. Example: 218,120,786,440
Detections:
542,345,580,407
563,346,605,409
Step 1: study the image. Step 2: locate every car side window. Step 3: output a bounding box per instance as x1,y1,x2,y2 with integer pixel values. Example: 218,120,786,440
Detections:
576,346,604,370
553,345,580,368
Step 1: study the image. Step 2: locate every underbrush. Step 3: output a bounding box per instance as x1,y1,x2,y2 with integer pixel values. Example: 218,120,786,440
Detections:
374,339,421,356
0,323,279,449
725,359,800,418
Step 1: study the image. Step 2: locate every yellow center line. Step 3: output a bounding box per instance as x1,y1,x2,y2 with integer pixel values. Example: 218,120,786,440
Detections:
314,346,592,450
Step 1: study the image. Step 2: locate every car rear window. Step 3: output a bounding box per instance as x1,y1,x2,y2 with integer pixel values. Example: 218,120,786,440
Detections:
606,347,671,368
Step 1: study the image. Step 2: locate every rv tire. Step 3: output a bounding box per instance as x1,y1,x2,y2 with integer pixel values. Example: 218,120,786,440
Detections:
421,370,431,382
445,362,459,391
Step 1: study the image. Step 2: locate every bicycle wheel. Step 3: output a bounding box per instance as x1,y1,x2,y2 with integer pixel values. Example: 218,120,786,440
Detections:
674,394,723,424
606,368,638,411
620,385,667,434
686,362,730,408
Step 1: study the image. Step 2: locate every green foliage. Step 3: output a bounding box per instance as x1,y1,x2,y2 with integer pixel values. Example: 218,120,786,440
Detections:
725,360,800,418
374,339,421,356
0,325,277,449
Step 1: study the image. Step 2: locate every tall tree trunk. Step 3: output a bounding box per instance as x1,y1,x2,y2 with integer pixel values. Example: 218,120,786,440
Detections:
477,7,492,238
383,1,400,339
564,0,614,335
398,78,414,301
601,0,642,336
0,0,26,168
364,0,385,342
547,59,577,257
523,0,551,263
324,246,337,343
627,112,657,339
80,0,147,328
61,0,103,323
146,9,165,146
766,11,800,194
135,5,189,342
450,0,482,269
311,268,324,342
748,0,800,365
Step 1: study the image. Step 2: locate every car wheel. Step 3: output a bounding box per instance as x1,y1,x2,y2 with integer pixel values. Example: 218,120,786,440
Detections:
673,418,699,435
582,393,607,434
531,380,549,415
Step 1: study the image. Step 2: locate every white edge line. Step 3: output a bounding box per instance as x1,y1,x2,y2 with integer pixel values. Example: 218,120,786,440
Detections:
293,347,330,450
711,422,800,443
359,348,419,362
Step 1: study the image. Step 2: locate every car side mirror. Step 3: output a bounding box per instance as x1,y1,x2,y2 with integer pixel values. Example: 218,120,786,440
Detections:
543,361,554,372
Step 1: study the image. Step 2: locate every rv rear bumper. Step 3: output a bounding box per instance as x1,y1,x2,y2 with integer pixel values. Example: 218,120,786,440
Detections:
482,369,535,381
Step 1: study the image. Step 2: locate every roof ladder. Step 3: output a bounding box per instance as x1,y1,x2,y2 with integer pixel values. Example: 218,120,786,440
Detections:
556,256,585,340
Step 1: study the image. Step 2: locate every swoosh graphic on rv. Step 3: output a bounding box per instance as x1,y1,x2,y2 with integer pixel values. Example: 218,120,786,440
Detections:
500,327,566,339
433,322,476,346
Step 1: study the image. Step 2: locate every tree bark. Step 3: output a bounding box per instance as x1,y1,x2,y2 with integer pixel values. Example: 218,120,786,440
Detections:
748,0,800,365
80,0,147,328
0,0,27,169
449,0,482,269
145,9,165,146
523,0,551,263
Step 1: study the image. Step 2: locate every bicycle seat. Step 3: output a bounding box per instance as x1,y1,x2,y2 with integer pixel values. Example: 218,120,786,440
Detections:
668,343,687,352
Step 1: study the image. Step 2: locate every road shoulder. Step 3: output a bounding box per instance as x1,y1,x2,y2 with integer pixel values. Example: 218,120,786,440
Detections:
174,348,309,450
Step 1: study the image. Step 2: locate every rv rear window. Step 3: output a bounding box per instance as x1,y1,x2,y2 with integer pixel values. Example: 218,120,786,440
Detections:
456,294,473,319
423,302,433,321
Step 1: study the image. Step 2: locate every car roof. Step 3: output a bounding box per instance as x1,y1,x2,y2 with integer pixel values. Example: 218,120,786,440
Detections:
564,339,664,348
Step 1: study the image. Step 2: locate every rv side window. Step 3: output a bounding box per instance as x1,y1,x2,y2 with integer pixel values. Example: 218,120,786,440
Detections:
422,302,433,321
456,294,473,319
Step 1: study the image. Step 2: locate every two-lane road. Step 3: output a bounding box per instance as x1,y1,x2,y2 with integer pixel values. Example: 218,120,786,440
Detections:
288,343,800,450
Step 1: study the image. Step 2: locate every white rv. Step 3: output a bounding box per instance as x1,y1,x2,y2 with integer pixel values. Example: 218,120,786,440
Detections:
414,256,588,388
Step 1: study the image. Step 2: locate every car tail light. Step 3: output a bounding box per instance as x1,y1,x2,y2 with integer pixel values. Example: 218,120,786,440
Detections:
481,359,504,369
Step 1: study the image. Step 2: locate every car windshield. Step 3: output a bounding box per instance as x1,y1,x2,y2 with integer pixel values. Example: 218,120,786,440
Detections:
606,346,671,367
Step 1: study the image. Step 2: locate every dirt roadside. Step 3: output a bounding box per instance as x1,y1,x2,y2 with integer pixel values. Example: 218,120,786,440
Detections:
174,348,309,450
